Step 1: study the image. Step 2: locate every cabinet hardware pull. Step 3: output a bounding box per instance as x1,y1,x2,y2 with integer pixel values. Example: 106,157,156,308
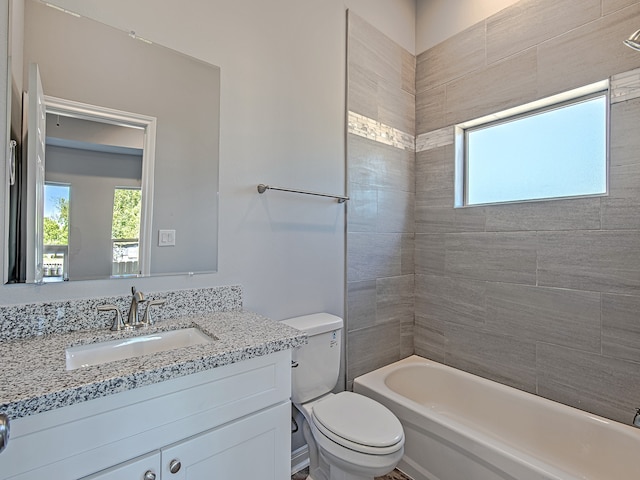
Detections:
143,470,156,480
169,459,181,474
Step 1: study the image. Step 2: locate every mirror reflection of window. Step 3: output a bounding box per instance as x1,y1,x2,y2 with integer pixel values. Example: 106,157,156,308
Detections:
43,183,70,282
111,187,141,277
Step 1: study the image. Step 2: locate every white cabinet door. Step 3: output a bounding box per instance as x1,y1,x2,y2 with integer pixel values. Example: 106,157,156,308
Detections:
160,401,290,480
80,451,160,480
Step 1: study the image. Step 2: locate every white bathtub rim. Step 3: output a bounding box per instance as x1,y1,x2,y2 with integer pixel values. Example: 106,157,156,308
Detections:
354,355,640,480
356,378,580,480
355,355,638,438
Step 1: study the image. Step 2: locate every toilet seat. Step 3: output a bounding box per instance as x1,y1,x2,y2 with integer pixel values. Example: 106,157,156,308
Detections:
311,392,404,455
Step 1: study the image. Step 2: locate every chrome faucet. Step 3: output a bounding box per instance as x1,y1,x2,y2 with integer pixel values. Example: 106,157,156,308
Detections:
96,287,166,330
142,299,166,325
97,304,128,331
633,408,640,428
127,286,146,327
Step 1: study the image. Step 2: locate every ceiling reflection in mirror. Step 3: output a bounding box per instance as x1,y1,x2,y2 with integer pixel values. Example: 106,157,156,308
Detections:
6,0,220,283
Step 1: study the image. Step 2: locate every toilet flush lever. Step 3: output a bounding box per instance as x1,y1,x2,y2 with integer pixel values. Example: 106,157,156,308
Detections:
291,360,299,368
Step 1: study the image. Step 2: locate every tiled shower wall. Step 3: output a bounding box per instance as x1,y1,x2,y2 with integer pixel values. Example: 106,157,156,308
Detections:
414,0,640,424
346,12,416,388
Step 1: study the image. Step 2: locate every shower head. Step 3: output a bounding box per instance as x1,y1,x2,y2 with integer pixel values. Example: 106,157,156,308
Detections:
624,29,640,51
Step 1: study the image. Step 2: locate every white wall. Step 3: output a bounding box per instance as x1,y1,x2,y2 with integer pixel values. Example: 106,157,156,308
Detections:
416,0,519,53
0,0,415,321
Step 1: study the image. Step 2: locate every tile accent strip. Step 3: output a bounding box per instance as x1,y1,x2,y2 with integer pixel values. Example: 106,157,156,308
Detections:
416,126,454,152
611,67,640,104
348,111,415,152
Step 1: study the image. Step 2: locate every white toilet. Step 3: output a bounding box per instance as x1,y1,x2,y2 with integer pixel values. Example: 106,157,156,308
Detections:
282,313,405,480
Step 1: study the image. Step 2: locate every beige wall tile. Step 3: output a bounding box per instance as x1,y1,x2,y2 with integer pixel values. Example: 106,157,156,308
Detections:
537,343,640,424
347,134,415,192
484,198,601,232
377,189,415,233
410,0,640,424
416,21,486,93
347,183,377,233
444,232,538,285
602,293,640,362
347,323,401,382
348,11,415,95
348,64,415,134
414,314,445,362
400,319,414,359
538,231,640,294
347,232,403,282
485,283,601,352
416,126,454,152
377,275,414,326
603,0,640,15
415,204,486,234
348,62,379,120
400,233,415,275
416,84,447,134
347,133,382,187
415,233,446,276
415,145,454,207
347,280,377,332
486,0,600,64
377,85,416,136
444,323,537,393
601,198,640,230
604,99,640,206
445,49,538,126
537,3,640,98
415,274,486,327
611,68,640,103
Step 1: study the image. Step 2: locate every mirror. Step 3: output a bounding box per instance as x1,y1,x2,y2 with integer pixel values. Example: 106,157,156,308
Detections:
6,0,220,283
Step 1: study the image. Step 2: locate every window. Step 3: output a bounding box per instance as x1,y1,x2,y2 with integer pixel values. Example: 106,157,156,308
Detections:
43,183,70,281
111,187,142,277
455,81,609,207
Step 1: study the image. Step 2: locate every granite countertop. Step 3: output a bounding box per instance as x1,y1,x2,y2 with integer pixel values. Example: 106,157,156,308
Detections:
0,311,306,419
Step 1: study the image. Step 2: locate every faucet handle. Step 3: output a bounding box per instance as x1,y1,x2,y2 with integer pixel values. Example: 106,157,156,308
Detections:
97,304,127,331
142,299,166,325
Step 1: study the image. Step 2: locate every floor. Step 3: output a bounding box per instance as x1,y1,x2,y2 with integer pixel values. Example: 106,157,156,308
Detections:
291,467,412,480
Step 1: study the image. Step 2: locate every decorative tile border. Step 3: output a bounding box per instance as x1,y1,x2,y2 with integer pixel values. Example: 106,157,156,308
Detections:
350,67,640,155
0,285,243,341
416,126,454,152
348,111,415,152
611,67,640,104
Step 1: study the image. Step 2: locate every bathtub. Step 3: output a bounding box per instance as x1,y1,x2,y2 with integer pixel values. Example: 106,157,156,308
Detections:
353,355,640,480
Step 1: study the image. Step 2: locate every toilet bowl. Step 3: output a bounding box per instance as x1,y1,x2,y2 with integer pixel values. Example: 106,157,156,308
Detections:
296,392,404,480
282,313,405,480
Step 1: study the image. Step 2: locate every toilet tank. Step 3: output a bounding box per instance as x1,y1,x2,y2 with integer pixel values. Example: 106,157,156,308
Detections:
281,313,343,404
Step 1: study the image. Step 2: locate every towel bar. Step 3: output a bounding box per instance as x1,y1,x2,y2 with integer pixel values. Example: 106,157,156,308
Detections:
257,184,349,203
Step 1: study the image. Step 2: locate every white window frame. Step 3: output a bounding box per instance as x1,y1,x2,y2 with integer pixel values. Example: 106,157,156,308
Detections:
454,80,610,207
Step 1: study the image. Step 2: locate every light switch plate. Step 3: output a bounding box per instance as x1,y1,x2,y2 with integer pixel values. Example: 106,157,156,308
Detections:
158,229,176,246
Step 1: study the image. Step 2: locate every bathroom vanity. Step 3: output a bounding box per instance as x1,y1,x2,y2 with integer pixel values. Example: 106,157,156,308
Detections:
0,310,305,480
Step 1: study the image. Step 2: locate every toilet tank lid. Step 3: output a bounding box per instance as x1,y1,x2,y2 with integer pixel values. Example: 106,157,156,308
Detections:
281,313,343,336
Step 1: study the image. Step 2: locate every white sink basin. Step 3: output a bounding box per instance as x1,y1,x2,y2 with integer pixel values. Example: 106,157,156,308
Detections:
65,327,213,371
